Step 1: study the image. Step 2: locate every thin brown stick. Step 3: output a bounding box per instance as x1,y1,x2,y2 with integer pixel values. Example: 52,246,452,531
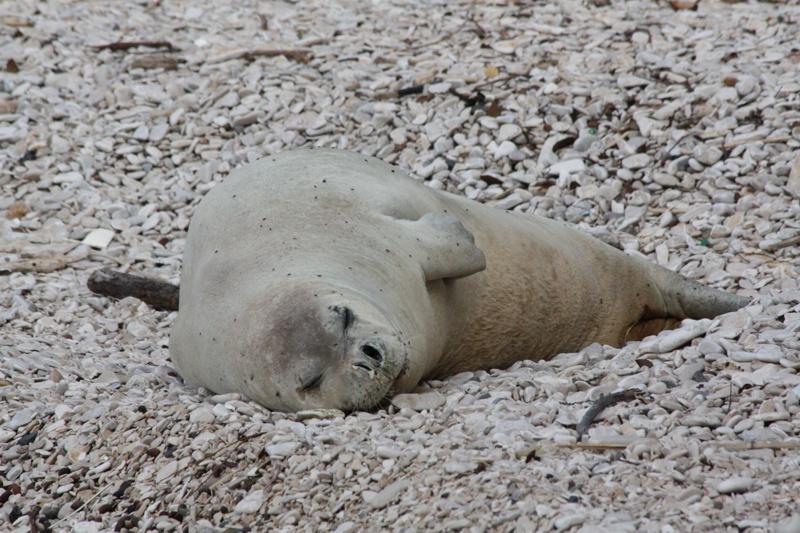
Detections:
576,389,642,441
373,84,425,101
471,73,526,91
559,440,800,451
53,483,112,527
87,269,179,311
762,234,800,252
130,55,184,70
561,442,629,450
92,41,177,52
208,48,312,64
660,131,697,161
724,134,791,150
0,252,88,274
712,441,800,451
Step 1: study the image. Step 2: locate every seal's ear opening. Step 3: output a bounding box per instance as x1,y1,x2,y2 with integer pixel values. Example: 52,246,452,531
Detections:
394,212,487,282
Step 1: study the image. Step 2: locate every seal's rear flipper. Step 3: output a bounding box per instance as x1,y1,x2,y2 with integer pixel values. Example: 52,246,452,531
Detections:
392,212,487,282
643,261,750,319
620,262,748,344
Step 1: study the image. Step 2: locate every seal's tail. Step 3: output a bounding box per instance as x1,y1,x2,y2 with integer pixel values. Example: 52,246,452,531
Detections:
643,260,750,319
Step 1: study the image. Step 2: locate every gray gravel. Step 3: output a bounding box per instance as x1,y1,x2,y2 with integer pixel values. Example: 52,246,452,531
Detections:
2,0,800,531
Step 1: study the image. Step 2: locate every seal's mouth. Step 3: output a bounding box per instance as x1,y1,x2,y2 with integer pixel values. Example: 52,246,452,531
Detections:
343,333,409,412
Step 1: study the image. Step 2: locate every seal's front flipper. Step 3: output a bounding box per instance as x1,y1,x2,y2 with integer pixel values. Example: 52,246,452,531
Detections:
395,213,486,282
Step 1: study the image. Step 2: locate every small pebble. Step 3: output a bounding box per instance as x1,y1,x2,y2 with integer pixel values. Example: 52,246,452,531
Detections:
716,477,754,494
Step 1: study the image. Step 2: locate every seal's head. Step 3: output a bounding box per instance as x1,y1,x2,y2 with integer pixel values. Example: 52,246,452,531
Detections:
234,283,409,411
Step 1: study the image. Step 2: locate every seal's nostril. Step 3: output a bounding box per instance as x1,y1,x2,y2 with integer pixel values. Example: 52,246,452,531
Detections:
361,343,383,363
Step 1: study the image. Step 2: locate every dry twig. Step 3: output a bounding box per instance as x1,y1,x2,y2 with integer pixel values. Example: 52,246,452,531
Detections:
0,251,88,274
559,440,800,451
576,389,643,441
92,41,178,52
87,269,179,311
208,48,312,64
761,234,800,252
130,55,184,70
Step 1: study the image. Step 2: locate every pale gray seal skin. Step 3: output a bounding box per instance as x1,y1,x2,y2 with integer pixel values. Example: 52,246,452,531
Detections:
170,149,748,412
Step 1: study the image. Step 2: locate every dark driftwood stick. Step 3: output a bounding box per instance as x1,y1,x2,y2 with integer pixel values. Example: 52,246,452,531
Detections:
576,389,641,442
92,41,178,52
88,269,179,311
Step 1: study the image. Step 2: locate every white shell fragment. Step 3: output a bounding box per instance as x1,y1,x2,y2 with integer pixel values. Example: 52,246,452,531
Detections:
81,228,115,249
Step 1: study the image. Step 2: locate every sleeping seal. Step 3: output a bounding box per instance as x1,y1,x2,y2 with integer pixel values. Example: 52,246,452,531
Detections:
169,149,747,411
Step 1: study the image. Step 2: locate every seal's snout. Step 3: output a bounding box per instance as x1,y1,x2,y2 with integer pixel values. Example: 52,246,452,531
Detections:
352,341,386,378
